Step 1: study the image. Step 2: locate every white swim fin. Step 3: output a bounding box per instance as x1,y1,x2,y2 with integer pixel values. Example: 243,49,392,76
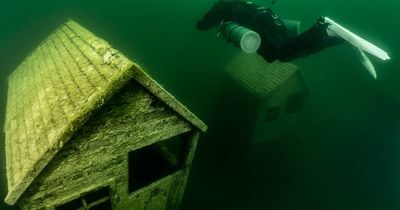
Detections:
324,17,391,61
357,48,377,79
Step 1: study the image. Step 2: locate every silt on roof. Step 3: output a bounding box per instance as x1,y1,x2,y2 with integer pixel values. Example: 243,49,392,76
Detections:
3,20,206,205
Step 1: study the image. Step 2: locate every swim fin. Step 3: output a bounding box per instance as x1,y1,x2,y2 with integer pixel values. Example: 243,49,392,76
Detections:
324,17,390,79
357,47,377,79
324,17,390,60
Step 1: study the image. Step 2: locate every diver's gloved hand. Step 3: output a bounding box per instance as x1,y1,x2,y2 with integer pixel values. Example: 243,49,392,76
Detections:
197,0,249,31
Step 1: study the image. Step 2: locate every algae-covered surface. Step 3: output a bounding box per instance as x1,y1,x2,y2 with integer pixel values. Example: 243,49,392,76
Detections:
1,0,400,210
4,20,135,205
3,19,206,207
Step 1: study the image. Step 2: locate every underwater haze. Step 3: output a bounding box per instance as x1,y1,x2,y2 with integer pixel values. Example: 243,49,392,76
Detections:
1,0,400,209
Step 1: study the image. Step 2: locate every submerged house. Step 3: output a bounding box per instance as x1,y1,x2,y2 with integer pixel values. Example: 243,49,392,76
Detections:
3,20,207,210
223,52,308,143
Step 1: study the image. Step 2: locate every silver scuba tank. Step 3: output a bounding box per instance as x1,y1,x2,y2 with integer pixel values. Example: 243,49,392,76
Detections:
220,21,261,54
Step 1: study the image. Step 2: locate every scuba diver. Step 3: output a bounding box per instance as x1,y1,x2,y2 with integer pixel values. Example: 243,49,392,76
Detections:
196,0,390,79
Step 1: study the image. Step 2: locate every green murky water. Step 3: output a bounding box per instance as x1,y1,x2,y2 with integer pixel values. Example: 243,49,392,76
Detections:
1,0,399,209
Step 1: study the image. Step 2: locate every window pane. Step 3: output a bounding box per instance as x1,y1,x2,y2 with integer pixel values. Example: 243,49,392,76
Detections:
128,133,189,193
55,187,111,210
84,187,109,204
89,199,112,210
55,198,82,210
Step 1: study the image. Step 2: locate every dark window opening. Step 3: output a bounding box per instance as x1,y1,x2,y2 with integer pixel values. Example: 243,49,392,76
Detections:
285,93,307,114
264,106,282,123
55,187,111,210
83,187,109,204
128,133,189,193
89,199,111,210
55,198,81,210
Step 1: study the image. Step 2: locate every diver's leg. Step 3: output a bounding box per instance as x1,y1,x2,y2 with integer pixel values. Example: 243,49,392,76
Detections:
276,18,343,62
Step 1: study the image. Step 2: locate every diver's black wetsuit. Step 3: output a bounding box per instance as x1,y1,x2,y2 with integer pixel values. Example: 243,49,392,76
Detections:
197,1,342,62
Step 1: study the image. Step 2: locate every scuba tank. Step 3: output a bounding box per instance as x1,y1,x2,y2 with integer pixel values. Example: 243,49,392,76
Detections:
219,21,261,54
217,1,300,53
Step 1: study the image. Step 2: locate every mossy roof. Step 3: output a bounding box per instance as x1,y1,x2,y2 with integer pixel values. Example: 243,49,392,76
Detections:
225,53,299,99
3,20,207,205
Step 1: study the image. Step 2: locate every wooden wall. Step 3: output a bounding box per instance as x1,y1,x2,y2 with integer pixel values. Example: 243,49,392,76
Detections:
19,81,196,210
